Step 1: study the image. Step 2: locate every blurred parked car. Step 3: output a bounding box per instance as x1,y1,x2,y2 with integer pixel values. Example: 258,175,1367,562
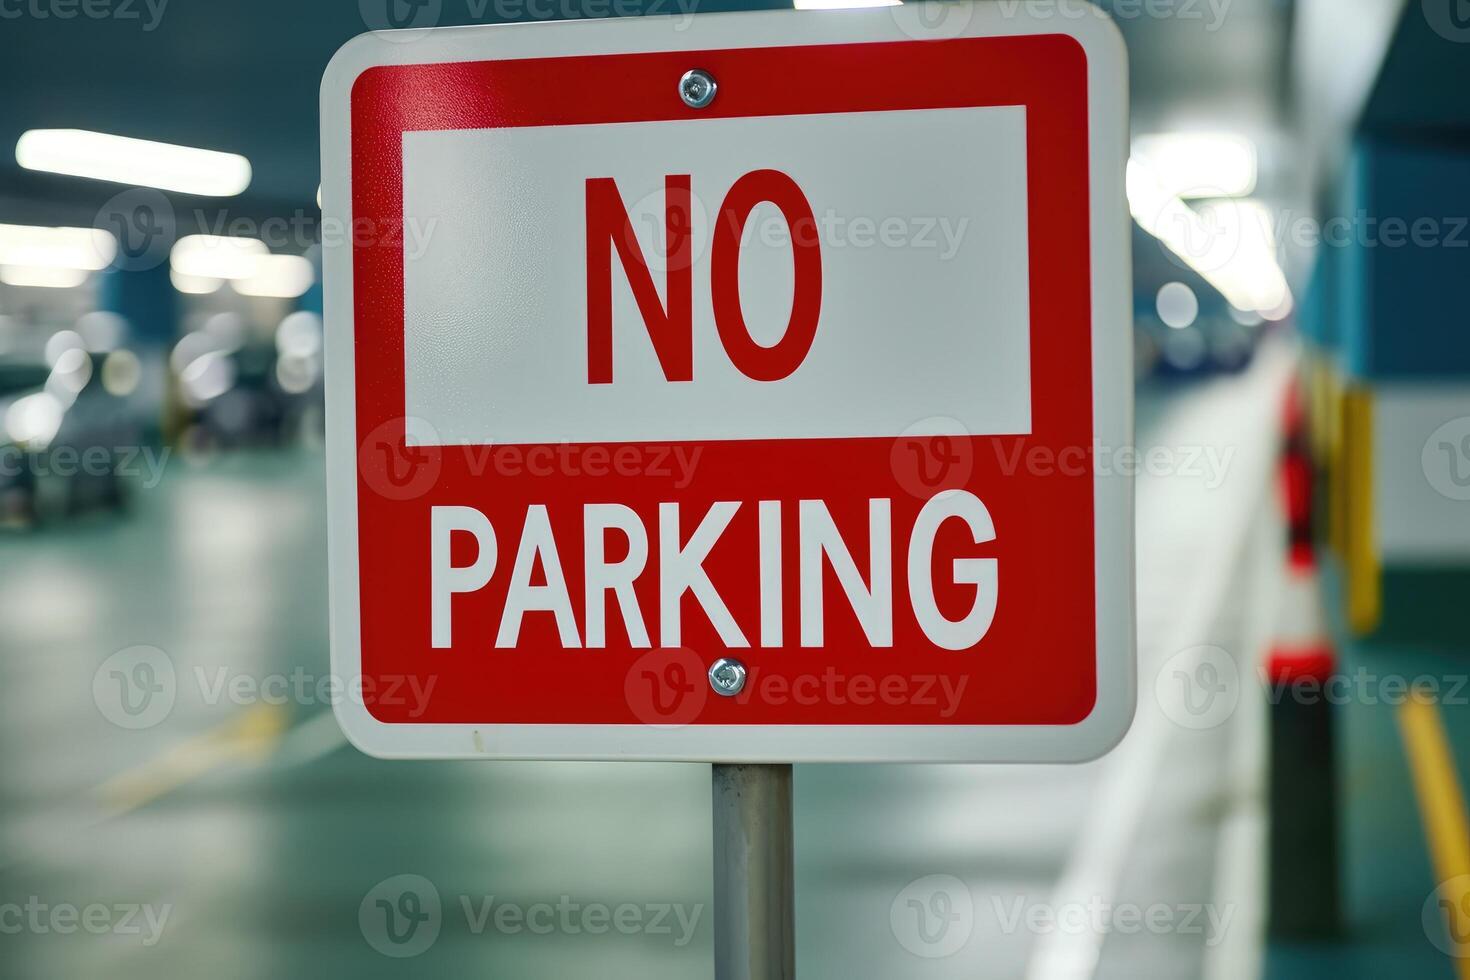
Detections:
0,354,135,527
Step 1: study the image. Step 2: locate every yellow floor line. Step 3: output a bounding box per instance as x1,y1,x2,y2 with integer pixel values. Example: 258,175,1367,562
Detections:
1398,691,1470,977
96,702,289,815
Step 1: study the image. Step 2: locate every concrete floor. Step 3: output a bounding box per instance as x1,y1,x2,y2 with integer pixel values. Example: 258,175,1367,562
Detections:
0,348,1298,979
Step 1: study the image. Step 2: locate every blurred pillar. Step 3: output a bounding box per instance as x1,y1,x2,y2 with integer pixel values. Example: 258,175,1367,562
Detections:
98,263,177,444
1268,387,1341,938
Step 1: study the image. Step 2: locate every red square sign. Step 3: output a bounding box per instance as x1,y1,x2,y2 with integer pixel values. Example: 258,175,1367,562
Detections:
322,4,1133,761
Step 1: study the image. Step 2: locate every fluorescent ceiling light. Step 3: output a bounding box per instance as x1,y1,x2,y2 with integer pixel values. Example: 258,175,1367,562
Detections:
795,0,900,7
0,265,89,289
1127,157,1291,315
170,235,267,280
1131,132,1256,199
0,223,115,270
233,254,315,298
171,270,224,295
17,129,251,197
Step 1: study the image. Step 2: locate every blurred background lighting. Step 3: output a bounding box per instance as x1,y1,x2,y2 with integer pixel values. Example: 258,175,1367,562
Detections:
0,222,115,271
0,265,89,288
179,349,236,406
43,329,85,367
100,349,142,397
46,347,93,406
5,391,64,450
75,311,127,352
233,254,315,298
275,311,323,359
16,128,251,197
1155,281,1199,329
170,270,225,295
1131,132,1257,198
1126,157,1292,316
170,235,267,280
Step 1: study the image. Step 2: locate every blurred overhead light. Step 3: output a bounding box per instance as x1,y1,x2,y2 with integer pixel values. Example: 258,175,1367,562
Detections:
17,129,251,197
44,330,85,367
0,222,115,271
1194,199,1292,315
6,392,64,450
1130,132,1256,199
170,235,267,280
0,265,89,289
1126,157,1291,316
170,270,224,295
233,254,314,299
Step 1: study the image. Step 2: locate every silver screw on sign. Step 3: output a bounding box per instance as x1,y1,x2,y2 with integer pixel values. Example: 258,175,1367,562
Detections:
708,657,747,697
679,69,718,109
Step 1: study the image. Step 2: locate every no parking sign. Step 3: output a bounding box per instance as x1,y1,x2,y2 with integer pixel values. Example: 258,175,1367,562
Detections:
321,2,1133,761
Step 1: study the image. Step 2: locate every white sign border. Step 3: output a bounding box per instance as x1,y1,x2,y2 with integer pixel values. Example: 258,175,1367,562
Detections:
320,1,1135,763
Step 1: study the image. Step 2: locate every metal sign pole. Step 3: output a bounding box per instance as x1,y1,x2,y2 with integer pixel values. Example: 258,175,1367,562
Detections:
712,763,794,980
